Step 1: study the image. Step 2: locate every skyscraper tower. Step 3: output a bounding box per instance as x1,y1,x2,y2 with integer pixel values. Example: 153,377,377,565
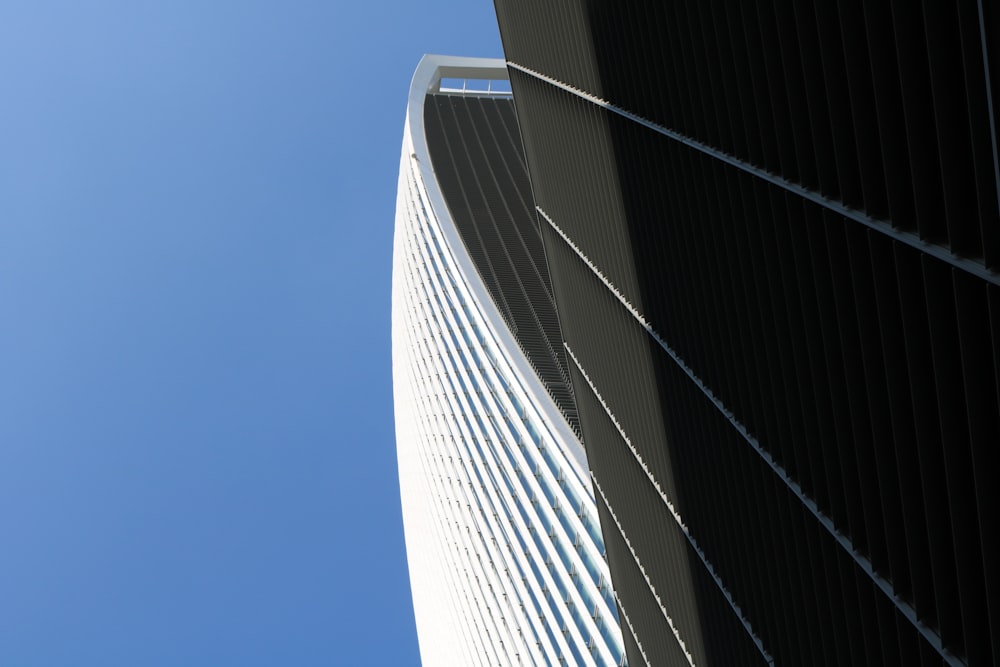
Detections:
491,2,1000,665
392,55,627,666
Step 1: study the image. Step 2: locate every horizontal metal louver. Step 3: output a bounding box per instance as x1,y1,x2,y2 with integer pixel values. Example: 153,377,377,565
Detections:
424,93,582,438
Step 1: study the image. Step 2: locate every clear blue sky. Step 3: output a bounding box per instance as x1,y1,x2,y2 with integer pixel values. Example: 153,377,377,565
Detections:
0,2,502,664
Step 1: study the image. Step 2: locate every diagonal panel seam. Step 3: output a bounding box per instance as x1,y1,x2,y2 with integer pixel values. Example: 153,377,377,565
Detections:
509,59,1000,288
591,474,698,667
539,204,964,667
566,342,774,666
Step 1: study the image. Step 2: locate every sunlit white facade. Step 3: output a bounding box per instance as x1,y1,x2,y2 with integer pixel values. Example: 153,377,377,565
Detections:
392,55,627,667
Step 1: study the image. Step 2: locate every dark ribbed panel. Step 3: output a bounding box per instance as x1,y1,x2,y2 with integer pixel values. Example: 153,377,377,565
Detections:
570,308,770,667
422,93,580,436
496,0,1000,269
494,1,1000,664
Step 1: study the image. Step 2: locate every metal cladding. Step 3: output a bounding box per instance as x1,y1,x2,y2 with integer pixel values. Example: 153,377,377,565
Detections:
393,56,626,666
492,2,1000,666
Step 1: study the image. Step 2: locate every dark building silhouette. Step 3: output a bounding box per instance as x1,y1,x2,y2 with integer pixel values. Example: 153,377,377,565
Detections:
491,2,1000,665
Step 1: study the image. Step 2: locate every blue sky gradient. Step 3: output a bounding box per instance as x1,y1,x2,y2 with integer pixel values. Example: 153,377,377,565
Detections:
0,1,502,664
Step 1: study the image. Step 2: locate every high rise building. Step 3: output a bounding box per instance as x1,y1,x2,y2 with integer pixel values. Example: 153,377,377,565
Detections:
392,55,627,667
491,2,1000,666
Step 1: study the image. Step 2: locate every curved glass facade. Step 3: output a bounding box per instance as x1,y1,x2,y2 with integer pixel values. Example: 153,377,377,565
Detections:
393,56,626,667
